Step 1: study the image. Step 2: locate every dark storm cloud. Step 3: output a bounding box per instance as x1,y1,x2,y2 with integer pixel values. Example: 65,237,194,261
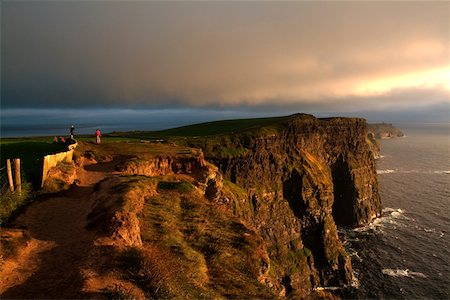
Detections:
1,1,449,111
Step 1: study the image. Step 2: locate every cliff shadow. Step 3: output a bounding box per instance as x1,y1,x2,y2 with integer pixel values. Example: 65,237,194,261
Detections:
331,158,356,227
282,169,307,218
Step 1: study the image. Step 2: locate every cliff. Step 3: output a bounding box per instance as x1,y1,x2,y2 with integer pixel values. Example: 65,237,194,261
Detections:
182,114,381,295
367,123,404,140
3,114,381,298
366,123,404,158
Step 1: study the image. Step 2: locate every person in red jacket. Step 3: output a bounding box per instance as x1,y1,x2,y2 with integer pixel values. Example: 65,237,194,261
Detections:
95,129,101,144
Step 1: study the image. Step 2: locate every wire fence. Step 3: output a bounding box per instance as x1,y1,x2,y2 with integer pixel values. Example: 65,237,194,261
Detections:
0,166,7,192
0,160,27,195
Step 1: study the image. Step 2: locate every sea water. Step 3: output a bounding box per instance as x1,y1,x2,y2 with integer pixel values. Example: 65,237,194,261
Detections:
345,123,450,299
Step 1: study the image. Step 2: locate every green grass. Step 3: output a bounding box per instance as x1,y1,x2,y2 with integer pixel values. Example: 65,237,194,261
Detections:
108,115,294,139
137,179,273,298
75,140,197,162
0,183,32,224
157,181,193,193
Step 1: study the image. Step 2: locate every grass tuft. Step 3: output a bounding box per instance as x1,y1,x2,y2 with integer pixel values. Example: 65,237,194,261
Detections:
0,183,32,224
120,245,179,298
157,181,193,193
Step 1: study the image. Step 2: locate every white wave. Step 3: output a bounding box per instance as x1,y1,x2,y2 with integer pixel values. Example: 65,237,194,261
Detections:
382,268,427,279
383,207,397,213
433,170,450,174
353,208,410,233
383,208,413,221
351,270,360,289
351,251,363,263
314,286,341,291
353,218,385,233
377,169,395,174
391,211,402,218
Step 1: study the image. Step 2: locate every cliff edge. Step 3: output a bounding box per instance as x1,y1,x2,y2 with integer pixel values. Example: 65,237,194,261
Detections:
180,114,382,294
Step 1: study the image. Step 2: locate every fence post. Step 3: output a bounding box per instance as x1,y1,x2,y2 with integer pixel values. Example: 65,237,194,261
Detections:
14,158,21,193
6,159,14,192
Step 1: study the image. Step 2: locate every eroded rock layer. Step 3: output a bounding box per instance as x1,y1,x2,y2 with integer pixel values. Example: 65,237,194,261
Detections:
189,115,381,294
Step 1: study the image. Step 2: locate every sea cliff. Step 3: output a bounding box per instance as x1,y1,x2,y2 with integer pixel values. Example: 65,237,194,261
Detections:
1,114,382,298
181,114,382,295
366,123,404,158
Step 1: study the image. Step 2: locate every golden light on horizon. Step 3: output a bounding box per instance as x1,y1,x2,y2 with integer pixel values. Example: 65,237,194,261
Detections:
353,67,450,97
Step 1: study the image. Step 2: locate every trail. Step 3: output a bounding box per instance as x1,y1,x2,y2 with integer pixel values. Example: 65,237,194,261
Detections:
0,157,125,299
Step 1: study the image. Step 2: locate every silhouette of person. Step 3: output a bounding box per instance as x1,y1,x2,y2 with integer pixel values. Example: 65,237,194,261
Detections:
70,125,75,139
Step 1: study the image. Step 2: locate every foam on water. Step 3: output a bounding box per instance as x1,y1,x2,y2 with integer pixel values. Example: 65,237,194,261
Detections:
433,170,450,174
351,271,361,289
377,169,395,174
353,207,412,233
381,269,427,279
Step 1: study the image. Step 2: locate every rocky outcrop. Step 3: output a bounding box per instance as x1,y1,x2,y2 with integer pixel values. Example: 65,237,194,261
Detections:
41,161,77,193
366,123,404,158
187,114,381,295
116,153,224,201
368,123,404,139
87,176,158,247
117,156,203,177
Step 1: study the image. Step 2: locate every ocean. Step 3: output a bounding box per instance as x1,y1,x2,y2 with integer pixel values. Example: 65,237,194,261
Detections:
345,123,450,299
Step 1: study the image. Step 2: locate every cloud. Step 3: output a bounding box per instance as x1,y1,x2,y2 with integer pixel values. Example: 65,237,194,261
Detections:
1,1,449,113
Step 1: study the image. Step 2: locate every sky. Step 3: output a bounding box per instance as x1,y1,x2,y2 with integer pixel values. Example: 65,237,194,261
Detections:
1,1,449,134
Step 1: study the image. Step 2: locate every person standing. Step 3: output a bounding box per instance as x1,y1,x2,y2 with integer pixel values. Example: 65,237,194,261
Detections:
70,125,75,139
96,129,101,144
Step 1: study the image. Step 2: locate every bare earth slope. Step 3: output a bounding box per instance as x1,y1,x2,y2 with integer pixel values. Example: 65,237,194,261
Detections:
0,156,123,298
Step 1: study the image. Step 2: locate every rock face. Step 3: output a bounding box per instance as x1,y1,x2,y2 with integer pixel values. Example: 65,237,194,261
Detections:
368,123,404,139
190,114,381,294
366,123,404,158
79,114,382,297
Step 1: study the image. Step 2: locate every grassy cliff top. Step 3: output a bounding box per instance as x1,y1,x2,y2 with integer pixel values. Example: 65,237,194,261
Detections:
109,115,293,139
108,113,365,140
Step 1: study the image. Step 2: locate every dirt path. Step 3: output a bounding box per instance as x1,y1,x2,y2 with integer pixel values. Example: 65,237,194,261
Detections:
0,157,125,299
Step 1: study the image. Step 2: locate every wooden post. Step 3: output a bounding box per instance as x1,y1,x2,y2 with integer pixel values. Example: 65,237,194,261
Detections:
6,159,14,192
14,158,21,193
